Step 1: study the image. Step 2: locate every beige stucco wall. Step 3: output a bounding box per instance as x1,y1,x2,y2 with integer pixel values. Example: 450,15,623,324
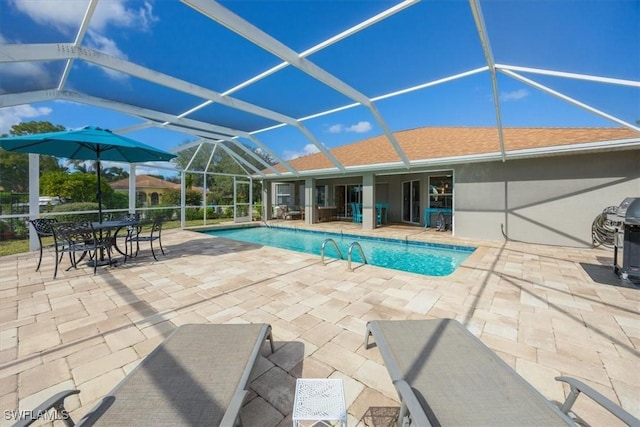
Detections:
454,150,640,247
267,149,639,247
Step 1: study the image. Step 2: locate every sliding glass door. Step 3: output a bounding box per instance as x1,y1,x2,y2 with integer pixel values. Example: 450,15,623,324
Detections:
402,180,421,223
334,184,362,218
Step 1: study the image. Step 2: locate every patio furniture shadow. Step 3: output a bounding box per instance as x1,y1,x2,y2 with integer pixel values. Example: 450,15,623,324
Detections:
362,406,400,427
154,230,271,258
246,341,305,422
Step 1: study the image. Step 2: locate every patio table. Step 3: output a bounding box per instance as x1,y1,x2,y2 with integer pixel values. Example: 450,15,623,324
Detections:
292,378,346,427
91,220,140,259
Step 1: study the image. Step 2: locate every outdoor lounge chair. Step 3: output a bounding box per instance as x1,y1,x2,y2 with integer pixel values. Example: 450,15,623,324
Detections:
12,323,274,427
364,318,639,427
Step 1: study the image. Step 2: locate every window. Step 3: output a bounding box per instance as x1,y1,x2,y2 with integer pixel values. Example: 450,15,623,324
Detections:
315,185,327,206
429,175,453,209
275,183,292,206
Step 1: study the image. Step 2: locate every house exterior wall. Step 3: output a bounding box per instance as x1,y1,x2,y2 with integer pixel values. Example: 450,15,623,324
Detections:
267,149,638,247
454,150,640,247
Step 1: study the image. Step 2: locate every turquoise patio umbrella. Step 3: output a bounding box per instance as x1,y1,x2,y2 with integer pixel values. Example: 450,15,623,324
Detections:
0,126,176,222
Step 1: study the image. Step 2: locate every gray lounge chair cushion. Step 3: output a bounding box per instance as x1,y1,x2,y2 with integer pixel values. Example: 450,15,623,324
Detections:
80,323,272,426
366,319,574,426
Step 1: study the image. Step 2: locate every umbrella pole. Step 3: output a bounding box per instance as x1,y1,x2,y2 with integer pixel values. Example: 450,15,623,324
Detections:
96,151,106,262
96,150,103,224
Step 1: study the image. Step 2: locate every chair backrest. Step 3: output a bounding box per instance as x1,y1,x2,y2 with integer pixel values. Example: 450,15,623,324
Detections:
276,205,288,219
30,218,57,238
150,216,164,237
53,220,95,246
121,213,140,222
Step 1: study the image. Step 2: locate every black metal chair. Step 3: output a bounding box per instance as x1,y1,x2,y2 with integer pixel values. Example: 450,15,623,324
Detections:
126,216,165,261
52,220,115,278
116,213,140,262
29,218,62,272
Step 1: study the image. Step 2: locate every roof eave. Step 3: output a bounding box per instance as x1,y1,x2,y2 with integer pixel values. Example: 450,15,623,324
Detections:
257,137,640,180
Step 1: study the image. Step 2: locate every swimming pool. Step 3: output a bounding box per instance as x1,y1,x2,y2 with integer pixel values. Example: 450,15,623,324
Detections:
202,226,475,277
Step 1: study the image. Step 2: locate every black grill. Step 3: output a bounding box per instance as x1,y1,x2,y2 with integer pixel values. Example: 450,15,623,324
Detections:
611,197,640,281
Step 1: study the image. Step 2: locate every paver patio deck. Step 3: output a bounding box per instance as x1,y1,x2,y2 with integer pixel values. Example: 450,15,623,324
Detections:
1,221,638,426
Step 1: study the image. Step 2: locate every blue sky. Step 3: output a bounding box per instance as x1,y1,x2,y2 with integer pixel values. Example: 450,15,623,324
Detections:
1,0,638,163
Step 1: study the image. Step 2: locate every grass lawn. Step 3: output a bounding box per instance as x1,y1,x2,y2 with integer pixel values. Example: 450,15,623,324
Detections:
0,218,229,257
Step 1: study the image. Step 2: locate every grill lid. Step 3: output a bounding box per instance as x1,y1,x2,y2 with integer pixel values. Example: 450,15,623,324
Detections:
624,198,640,225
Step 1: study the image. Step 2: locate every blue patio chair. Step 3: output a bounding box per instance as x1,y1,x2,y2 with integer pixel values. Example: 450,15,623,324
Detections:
351,202,362,223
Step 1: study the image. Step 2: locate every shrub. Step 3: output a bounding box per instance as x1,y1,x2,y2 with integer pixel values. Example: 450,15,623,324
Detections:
185,207,202,221
52,202,100,222
151,208,176,221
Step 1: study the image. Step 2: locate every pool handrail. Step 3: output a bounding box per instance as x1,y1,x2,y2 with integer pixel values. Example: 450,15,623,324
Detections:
321,238,343,264
348,241,368,271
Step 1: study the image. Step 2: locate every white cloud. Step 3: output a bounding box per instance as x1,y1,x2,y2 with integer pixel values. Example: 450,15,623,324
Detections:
84,31,131,81
9,0,87,34
86,32,127,58
8,0,157,81
346,121,372,133
283,144,320,160
327,124,344,134
9,0,157,33
500,89,529,102
326,121,372,134
0,61,54,90
94,0,157,32
0,105,53,135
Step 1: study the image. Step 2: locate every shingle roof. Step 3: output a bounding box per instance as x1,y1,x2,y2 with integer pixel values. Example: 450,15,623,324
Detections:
110,175,180,190
272,127,640,173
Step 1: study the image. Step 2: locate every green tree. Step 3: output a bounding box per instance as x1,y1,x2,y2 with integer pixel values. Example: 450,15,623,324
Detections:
5,121,65,136
67,160,93,173
0,121,67,192
173,140,272,204
163,188,202,207
40,171,117,207
103,166,129,182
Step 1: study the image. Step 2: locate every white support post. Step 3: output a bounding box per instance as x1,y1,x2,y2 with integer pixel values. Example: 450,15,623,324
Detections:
233,176,237,222
180,172,186,228
262,180,271,221
249,176,253,221
28,154,39,251
305,178,314,224
203,171,208,224
362,173,375,231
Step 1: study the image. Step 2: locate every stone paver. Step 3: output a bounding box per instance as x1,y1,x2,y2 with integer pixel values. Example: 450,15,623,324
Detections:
1,222,638,426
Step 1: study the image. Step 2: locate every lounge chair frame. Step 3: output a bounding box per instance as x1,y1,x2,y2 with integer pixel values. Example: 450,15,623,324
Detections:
12,323,274,427
365,319,639,427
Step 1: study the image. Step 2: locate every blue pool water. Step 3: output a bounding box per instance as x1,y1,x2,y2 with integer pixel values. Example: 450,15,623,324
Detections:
203,226,475,277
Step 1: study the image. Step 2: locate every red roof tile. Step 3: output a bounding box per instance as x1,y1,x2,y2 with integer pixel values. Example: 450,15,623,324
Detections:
271,127,639,173
110,174,180,190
